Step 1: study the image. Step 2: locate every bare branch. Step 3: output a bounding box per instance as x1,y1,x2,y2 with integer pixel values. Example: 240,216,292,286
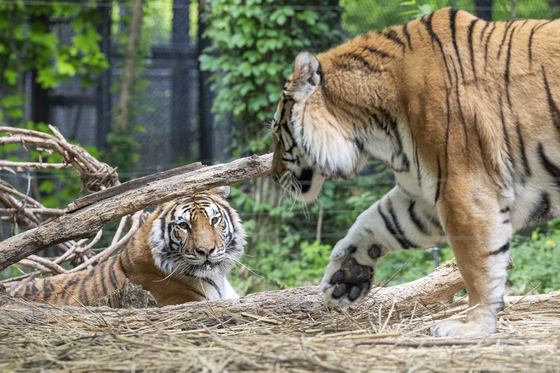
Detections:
0,126,119,192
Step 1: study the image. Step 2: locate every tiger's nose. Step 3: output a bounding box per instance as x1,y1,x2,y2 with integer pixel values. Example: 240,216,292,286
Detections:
196,247,215,256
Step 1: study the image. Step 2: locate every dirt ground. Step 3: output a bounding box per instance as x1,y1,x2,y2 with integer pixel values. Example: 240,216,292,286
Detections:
1,288,559,373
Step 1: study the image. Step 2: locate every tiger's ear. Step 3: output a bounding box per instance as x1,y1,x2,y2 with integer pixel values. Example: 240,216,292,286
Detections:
211,186,231,200
290,51,321,99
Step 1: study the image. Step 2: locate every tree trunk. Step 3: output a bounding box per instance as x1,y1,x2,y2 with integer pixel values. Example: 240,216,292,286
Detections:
1,260,555,330
115,0,144,133
475,0,492,21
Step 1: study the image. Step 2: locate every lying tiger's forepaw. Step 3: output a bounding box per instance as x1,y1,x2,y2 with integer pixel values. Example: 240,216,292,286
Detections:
319,240,376,308
432,319,495,337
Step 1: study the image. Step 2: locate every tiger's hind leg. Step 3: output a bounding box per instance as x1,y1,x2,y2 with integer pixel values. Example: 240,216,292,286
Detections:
432,181,513,337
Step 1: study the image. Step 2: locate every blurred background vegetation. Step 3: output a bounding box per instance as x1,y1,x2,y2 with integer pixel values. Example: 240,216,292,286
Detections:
0,0,558,296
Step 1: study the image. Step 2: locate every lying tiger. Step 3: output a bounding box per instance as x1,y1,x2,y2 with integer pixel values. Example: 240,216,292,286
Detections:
9,187,245,307
271,8,560,336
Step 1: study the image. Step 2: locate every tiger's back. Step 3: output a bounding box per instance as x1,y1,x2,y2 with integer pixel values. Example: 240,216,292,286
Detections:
9,256,128,306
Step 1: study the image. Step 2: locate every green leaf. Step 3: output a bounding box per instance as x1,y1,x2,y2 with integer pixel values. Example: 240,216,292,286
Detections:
36,67,57,89
56,59,76,76
39,180,56,193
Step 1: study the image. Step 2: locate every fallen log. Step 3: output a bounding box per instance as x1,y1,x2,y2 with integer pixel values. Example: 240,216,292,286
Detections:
0,153,272,271
2,259,549,332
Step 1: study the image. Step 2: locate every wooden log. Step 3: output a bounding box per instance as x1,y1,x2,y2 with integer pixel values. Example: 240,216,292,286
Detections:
0,153,272,271
67,162,205,212
2,260,546,332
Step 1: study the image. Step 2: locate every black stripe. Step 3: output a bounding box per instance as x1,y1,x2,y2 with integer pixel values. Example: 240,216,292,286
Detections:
435,157,442,203
515,118,531,177
78,275,90,305
467,19,479,85
421,12,452,84
500,97,514,169
538,143,560,189
449,8,465,81
541,66,560,138
528,21,551,64
489,242,510,256
408,201,429,235
452,61,467,142
43,278,54,301
479,21,490,42
504,25,517,107
402,23,412,50
108,258,120,291
427,213,445,236
118,254,129,280
123,245,133,269
444,87,451,184
31,282,39,298
348,53,382,72
363,46,393,59
185,286,207,299
91,263,100,300
99,263,108,297
383,201,420,249
473,112,485,156
380,29,406,50
484,23,497,72
497,21,514,61
414,140,422,187
201,277,222,299
527,192,550,224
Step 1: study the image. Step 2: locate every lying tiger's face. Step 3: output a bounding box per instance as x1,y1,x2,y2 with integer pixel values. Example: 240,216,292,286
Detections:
271,51,368,201
149,187,246,279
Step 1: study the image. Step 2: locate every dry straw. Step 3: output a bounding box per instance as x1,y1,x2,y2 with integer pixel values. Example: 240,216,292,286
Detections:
1,287,559,372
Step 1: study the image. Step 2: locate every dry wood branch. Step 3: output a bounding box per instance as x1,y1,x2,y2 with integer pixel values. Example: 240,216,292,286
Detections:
0,153,272,272
0,125,119,192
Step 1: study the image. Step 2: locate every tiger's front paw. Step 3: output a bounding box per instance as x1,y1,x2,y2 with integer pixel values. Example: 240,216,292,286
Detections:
432,320,495,337
319,241,377,308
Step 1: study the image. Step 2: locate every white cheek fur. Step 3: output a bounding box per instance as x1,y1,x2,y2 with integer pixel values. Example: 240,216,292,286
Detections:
292,115,364,177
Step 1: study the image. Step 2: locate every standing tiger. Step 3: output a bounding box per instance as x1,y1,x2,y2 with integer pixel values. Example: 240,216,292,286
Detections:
9,187,245,307
271,8,560,336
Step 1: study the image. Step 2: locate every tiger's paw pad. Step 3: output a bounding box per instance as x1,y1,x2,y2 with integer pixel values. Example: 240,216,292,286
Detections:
320,255,373,308
432,320,493,337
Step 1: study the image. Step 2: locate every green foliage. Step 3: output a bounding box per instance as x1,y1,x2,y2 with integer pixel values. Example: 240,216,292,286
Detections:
199,0,341,157
0,2,109,212
508,228,560,294
0,0,108,121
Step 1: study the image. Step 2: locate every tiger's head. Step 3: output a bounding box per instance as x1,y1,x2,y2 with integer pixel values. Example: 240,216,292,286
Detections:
271,51,372,201
149,186,246,279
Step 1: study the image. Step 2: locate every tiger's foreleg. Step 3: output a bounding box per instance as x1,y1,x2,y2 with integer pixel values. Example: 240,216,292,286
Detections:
320,186,447,308
432,179,512,337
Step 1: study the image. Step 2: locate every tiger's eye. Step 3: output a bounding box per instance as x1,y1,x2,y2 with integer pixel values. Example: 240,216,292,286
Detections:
211,217,219,225
178,222,188,229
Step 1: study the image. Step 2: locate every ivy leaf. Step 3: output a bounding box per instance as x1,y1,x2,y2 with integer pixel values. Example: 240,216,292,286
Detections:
56,59,76,76
36,67,57,88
